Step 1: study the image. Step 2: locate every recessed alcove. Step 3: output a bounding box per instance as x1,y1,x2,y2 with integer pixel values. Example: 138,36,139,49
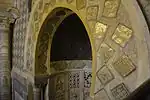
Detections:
49,10,92,100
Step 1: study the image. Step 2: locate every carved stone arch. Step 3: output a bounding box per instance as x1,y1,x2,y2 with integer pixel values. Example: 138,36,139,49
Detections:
35,7,76,74
25,0,150,99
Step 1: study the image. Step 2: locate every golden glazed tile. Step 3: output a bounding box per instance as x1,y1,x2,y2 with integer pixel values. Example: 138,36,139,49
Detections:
112,24,133,47
94,22,108,39
103,0,120,18
113,55,136,77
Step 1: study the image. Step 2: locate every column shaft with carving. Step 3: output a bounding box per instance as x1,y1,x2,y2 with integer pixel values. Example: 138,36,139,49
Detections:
0,17,11,100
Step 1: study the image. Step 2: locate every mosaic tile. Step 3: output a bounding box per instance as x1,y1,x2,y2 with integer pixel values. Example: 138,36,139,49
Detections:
97,66,114,85
93,22,108,39
87,6,99,20
113,55,136,77
112,24,133,47
111,83,130,100
103,0,121,17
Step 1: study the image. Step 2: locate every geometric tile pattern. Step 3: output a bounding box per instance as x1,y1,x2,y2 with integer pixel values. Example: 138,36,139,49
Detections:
111,83,130,100
103,0,121,17
113,55,136,77
68,72,80,88
84,71,92,88
97,66,114,85
112,24,133,47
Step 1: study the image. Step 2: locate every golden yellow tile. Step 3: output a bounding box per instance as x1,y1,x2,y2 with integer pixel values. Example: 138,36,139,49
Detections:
112,24,133,47
103,0,120,17
113,55,136,77
94,22,108,39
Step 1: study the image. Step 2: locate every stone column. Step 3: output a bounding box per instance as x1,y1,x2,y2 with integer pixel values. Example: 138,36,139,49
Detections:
0,7,19,100
33,86,42,100
0,15,12,100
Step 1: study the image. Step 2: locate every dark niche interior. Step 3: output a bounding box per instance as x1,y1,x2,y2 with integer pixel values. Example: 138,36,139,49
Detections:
50,13,92,61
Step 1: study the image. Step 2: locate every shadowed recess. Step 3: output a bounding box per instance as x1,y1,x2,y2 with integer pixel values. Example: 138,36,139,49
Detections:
51,13,92,61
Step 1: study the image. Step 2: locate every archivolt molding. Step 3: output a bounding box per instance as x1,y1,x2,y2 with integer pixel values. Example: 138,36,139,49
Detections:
24,0,150,99
36,8,74,74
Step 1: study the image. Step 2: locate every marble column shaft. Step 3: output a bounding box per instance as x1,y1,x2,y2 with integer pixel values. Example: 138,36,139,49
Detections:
0,17,11,100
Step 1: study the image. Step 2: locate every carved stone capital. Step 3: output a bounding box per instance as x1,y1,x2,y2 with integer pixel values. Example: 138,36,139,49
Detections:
7,7,20,23
0,7,20,25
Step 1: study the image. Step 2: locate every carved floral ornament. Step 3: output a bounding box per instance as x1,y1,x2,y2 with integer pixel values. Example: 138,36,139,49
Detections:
0,7,20,23
24,0,150,99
